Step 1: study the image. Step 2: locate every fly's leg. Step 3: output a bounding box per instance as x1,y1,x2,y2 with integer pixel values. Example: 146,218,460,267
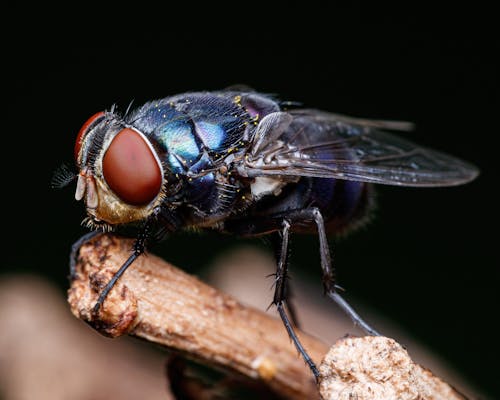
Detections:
92,248,142,315
92,215,156,316
273,219,320,378
69,231,103,280
269,232,301,328
294,208,381,336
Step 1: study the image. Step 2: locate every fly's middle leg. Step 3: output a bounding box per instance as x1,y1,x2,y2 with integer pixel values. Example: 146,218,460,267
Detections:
272,219,320,379
269,231,301,328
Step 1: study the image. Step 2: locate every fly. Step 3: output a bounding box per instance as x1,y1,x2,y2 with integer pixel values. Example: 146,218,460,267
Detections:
53,87,479,379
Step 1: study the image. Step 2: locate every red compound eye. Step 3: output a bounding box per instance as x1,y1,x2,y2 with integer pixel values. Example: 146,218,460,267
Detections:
102,128,162,205
74,111,105,161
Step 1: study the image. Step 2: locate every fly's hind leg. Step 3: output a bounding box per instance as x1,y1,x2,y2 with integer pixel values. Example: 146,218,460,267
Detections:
272,219,319,378
293,208,381,336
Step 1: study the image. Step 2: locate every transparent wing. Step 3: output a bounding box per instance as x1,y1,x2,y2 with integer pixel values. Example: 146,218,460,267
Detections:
241,109,479,187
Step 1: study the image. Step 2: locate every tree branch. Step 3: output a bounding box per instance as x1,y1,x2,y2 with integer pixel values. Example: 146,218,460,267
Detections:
68,233,470,400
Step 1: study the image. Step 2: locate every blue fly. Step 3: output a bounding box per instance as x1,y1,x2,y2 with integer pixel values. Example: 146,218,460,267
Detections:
53,87,479,378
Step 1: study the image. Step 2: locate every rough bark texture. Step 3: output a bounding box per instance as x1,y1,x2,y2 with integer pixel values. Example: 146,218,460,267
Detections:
318,336,469,400
68,233,325,399
67,233,471,400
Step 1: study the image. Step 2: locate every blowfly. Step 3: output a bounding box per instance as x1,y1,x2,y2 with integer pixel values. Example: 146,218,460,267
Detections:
53,87,479,378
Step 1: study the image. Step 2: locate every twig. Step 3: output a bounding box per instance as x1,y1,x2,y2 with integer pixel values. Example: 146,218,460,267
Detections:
68,233,324,399
318,336,469,400
68,233,470,400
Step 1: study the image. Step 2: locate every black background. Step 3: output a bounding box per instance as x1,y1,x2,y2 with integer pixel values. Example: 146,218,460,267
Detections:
4,4,498,399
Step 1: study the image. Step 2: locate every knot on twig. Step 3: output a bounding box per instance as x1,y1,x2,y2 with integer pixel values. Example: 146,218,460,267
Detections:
318,336,468,400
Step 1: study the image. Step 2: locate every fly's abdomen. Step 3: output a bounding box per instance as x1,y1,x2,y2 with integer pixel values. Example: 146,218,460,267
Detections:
277,115,374,234
311,177,373,234
226,176,371,236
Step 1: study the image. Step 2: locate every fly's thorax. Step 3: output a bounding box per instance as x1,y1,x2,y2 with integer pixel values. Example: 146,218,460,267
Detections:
74,114,166,226
72,91,285,228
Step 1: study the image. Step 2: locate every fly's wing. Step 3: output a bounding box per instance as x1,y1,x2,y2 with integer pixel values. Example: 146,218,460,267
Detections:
240,109,479,187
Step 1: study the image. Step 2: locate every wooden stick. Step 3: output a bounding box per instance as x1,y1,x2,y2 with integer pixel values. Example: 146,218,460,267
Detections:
68,233,325,399
318,336,469,400
68,233,469,400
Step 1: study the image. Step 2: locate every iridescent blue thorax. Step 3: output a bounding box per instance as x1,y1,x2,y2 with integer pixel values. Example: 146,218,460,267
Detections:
128,93,250,170
125,92,255,225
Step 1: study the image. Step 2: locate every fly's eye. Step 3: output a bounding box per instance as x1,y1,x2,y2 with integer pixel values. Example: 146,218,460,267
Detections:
75,111,105,161
102,128,162,205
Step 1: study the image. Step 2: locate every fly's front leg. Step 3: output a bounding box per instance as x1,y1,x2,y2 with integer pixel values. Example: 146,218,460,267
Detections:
296,208,381,336
92,245,143,316
273,219,320,378
92,210,159,316
69,231,103,280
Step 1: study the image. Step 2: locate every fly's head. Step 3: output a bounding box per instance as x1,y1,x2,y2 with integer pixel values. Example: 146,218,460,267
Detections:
73,111,165,229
